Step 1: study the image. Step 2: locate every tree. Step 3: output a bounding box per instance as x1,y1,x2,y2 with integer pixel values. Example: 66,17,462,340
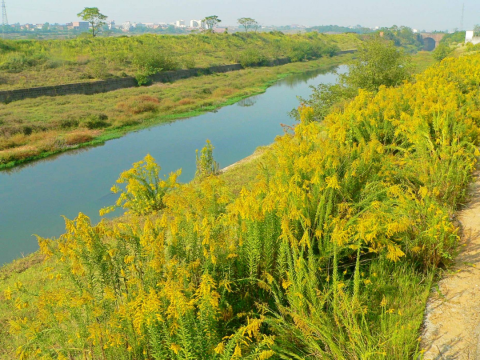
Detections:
253,21,261,33
345,36,414,92
432,43,453,61
202,15,221,33
237,17,257,33
77,7,107,37
294,36,414,122
195,140,219,179
474,24,480,37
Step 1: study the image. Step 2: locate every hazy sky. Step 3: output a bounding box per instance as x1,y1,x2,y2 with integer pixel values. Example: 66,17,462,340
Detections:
5,0,480,31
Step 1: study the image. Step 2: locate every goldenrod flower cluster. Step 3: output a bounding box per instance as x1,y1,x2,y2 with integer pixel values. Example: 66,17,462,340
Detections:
6,54,480,359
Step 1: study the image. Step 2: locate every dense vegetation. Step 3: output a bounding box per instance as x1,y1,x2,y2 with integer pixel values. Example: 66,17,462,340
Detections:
3,50,480,359
307,25,373,34
376,26,424,53
432,43,454,61
0,32,356,89
0,55,351,169
440,31,466,46
293,37,415,122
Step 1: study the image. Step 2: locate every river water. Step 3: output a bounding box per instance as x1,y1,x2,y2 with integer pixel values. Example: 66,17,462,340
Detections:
0,65,346,265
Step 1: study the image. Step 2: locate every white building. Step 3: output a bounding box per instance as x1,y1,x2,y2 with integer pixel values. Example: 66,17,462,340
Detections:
190,19,202,28
175,20,186,27
122,21,133,31
465,30,480,45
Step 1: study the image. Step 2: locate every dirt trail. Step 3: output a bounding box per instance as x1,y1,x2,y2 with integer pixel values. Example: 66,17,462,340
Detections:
422,172,480,359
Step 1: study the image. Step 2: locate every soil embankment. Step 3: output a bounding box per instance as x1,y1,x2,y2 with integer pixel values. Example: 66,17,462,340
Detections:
422,170,480,359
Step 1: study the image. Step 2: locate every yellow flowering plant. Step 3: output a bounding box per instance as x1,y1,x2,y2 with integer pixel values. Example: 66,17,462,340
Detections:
6,53,480,359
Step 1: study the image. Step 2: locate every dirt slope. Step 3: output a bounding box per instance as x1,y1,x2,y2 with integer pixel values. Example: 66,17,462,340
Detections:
422,172,480,359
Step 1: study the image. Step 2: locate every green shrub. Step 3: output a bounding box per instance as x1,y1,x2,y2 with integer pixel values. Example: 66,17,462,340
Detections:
239,49,267,67
0,53,49,72
133,50,178,85
195,139,219,179
82,113,110,129
432,43,454,61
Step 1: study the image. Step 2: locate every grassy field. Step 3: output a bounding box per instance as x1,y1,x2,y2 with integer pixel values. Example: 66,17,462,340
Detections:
0,54,353,170
411,51,435,72
0,32,360,90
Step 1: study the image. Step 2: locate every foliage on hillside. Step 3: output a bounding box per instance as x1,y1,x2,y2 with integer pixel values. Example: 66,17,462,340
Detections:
432,43,454,61
293,37,414,122
307,25,373,34
376,26,424,53
0,32,355,90
4,53,480,359
440,31,466,46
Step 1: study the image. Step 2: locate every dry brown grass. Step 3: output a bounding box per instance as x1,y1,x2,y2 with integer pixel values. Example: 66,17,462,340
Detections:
212,87,236,97
116,95,160,115
0,145,39,163
177,98,196,106
64,130,98,145
160,98,176,110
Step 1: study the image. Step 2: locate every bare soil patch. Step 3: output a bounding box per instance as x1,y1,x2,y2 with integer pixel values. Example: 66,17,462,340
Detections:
422,171,480,359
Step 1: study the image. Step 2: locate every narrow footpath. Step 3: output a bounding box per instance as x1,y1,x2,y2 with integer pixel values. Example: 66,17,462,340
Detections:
422,170,480,359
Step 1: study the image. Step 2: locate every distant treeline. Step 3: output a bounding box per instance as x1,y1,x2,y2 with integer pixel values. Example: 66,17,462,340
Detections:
307,25,374,34
375,26,424,53
440,31,466,45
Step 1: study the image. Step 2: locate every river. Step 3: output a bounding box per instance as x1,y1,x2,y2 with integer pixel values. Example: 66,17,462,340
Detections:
0,65,346,266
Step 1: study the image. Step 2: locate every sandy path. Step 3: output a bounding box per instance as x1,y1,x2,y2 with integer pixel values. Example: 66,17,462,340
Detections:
422,172,480,359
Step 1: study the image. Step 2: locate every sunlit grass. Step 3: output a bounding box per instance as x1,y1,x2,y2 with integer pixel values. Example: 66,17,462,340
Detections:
0,33,360,90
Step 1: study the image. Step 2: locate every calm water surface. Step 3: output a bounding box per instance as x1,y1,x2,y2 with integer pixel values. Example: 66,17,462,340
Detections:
0,65,346,265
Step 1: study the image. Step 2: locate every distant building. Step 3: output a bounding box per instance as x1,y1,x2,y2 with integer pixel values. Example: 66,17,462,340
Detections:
190,19,202,28
122,21,133,32
413,29,418,33
465,30,480,45
107,20,115,30
175,20,186,27
21,24,34,30
67,21,89,31
52,24,68,31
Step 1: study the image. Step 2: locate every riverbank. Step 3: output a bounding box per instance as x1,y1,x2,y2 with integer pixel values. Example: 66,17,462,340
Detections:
0,54,354,170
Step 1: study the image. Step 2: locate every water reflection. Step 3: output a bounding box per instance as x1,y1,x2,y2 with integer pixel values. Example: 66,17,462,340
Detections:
237,96,259,107
273,65,339,89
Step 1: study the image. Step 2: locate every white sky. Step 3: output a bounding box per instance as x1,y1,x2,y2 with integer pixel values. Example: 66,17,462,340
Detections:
5,0,479,31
